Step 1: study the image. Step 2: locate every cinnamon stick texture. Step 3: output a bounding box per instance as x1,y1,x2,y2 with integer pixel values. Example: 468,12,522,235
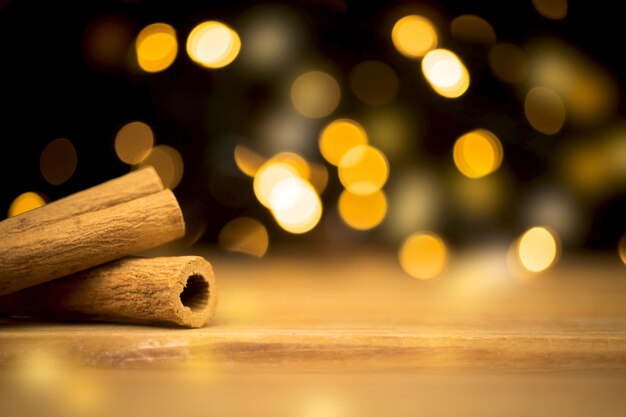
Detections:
1,167,164,236
0,256,217,328
0,190,185,296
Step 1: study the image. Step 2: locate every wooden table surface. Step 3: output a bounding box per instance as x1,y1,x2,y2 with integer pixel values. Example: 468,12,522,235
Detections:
1,249,626,416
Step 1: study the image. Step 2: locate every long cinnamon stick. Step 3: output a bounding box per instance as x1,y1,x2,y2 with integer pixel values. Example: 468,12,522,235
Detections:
1,167,163,236
0,190,185,296
0,256,217,328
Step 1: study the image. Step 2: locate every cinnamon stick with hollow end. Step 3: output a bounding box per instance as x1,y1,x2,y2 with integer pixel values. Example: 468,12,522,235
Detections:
1,167,164,236
0,256,217,328
0,190,185,296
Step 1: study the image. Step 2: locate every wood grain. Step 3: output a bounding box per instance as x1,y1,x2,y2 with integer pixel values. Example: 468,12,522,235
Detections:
0,253,625,416
0,190,184,295
1,323,625,372
0,253,624,372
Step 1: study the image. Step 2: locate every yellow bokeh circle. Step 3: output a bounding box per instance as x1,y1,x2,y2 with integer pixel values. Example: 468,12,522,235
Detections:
338,145,389,195
453,129,503,178
399,232,447,280
338,189,387,230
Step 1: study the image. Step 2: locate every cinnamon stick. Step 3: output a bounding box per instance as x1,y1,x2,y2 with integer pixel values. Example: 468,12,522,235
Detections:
0,190,185,296
1,167,163,236
0,256,216,328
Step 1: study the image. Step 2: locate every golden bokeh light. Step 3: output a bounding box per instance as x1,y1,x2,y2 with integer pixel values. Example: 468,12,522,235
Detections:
139,145,184,189
218,289,262,324
83,16,133,70
453,129,503,178
522,187,582,244
291,71,341,118
13,349,62,389
187,21,241,69
365,107,413,159
350,61,399,105
391,15,438,58
517,226,560,272
309,163,329,194
338,145,389,195
58,369,105,416
532,0,568,20
319,119,368,166
269,177,322,234
619,234,626,265
115,121,154,165
299,392,347,417
567,71,615,124
257,107,316,153
561,143,608,195
525,86,566,134
451,174,505,218
338,189,387,230
422,49,470,98
253,162,299,208
234,144,266,177
450,15,496,44
135,23,178,73
528,39,616,125
8,192,46,218
530,45,579,94
489,43,528,84
386,170,441,239
40,138,77,185
559,127,626,197
399,232,447,280
240,10,297,70
606,130,626,183
248,150,326,193
219,217,269,258
269,152,310,180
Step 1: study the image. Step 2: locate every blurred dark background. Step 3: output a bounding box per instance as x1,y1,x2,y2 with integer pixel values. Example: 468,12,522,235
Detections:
1,0,624,253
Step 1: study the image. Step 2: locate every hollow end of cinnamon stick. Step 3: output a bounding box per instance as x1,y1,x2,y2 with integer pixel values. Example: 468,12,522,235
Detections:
155,256,218,328
0,256,217,328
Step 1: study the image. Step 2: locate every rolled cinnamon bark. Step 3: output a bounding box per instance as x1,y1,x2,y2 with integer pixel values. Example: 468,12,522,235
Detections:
0,190,185,296
1,167,164,236
0,256,217,328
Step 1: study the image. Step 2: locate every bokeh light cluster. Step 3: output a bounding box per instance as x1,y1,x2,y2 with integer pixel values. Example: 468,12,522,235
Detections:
134,19,241,72
3,0,625,280
187,21,241,69
135,23,178,73
114,121,183,189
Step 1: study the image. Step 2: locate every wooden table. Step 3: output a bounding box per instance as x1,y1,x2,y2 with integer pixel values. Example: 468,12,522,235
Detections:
1,249,625,416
